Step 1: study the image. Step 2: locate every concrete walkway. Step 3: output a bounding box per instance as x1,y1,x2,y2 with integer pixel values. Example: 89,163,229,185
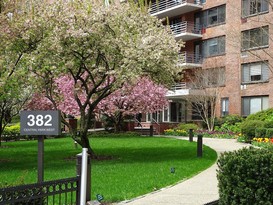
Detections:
116,137,250,205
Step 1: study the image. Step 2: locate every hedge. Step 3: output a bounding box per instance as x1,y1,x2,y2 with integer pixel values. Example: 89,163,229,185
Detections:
217,147,273,205
3,123,20,135
241,120,264,142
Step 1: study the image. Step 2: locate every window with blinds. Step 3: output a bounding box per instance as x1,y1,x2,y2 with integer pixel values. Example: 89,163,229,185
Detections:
241,61,269,83
221,98,229,117
242,96,269,116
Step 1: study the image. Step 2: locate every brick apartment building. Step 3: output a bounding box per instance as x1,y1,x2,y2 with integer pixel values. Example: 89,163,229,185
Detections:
140,0,273,128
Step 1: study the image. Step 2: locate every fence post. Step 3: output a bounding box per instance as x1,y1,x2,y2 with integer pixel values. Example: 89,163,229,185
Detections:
150,125,153,136
76,151,91,204
189,129,193,142
197,134,203,157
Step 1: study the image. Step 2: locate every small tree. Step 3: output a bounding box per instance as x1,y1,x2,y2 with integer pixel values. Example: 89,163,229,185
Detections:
187,67,224,131
97,77,168,132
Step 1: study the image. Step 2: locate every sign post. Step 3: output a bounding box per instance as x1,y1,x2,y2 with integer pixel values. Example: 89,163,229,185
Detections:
20,110,61,183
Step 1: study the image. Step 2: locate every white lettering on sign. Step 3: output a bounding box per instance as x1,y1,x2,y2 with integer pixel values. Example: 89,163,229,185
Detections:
20,110,61,136
27,114,53,127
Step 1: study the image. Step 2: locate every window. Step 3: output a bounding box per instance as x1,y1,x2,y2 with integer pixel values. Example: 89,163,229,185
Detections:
202,36,225,57
163,107,168,122
203,67,226,87
221,98,229,117
146,111,163,122
242,61,269,84
242,0,269,17
241,26,269,50
198,5,226,27
169,102,185,122
242,96,268,116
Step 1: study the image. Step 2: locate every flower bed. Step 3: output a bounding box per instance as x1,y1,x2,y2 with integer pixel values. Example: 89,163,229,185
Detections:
164,129,238,139
164,129,188,136
195,130,237,139
252,137,273,148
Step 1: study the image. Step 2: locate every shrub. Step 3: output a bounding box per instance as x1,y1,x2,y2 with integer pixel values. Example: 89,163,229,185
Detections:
215,115,244,134
176,123,199,131
222,115,244,125
241,120,264,142
264,120,273,128
265,128,273,138
255,128,267,138
217,147,273,205
246,108,273,121
3,123,20,135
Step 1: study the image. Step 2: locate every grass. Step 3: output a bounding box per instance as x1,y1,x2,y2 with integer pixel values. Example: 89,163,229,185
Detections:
0,133,217,203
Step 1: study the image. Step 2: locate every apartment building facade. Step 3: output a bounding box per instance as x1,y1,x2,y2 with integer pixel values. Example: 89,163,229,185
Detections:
142,0,273,127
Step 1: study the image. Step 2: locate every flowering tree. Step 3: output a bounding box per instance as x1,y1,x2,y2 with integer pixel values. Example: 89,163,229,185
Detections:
98,77,168,131
5,0,182,157
0,0,40,146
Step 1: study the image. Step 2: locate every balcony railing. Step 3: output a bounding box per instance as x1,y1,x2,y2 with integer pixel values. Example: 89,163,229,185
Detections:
166,82,190,97
171,82,188,90
170,21,202,40
150,0,202,16
178,51,202,66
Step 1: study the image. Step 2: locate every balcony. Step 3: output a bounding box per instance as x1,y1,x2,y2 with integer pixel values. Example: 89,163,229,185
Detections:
170,21,202,41
150,0,203,19
166,83,190,98
178,51,202,68
166,82,204,99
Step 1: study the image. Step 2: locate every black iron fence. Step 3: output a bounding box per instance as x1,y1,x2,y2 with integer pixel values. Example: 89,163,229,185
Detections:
0,176,80,205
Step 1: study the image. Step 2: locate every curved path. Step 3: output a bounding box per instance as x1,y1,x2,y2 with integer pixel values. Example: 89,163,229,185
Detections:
116,137,250,205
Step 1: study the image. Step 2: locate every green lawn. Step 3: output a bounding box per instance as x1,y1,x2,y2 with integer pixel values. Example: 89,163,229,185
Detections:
0,133,217,202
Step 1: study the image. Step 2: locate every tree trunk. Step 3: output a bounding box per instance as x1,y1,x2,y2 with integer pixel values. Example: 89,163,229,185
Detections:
0,122,3,147
79,132,97,159
113,111,124,132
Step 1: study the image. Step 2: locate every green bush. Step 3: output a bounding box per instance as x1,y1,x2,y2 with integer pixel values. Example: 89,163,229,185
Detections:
217,147,273,205
241,120,264,142
246,108,273,121
255,128,267,138
176,123,199,131
264,120,273,128
3,123,20,135
215,115,244,133
265,128,273,138
222,115,244,125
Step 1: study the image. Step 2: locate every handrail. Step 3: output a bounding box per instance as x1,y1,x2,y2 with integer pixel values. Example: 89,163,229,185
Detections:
150,0,201,15
178,51,202,64
134,118,143,128
171,82,187,90
170,21,201,36
151,118,160,135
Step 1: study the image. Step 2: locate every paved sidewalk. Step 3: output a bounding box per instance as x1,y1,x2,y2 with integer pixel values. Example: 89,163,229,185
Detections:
116,137,250,205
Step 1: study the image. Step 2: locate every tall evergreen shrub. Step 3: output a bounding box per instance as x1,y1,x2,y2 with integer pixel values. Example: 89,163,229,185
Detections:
217,147,273,205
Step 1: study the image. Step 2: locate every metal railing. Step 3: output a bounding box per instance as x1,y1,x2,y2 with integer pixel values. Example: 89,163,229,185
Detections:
151,118,160,135
170,21,201,36
178,51,202,64
150,0,201,15
171,82,187,90
0,177,80,205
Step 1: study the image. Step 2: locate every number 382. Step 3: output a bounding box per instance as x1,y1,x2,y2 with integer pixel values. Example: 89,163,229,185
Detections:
27,115,53,127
